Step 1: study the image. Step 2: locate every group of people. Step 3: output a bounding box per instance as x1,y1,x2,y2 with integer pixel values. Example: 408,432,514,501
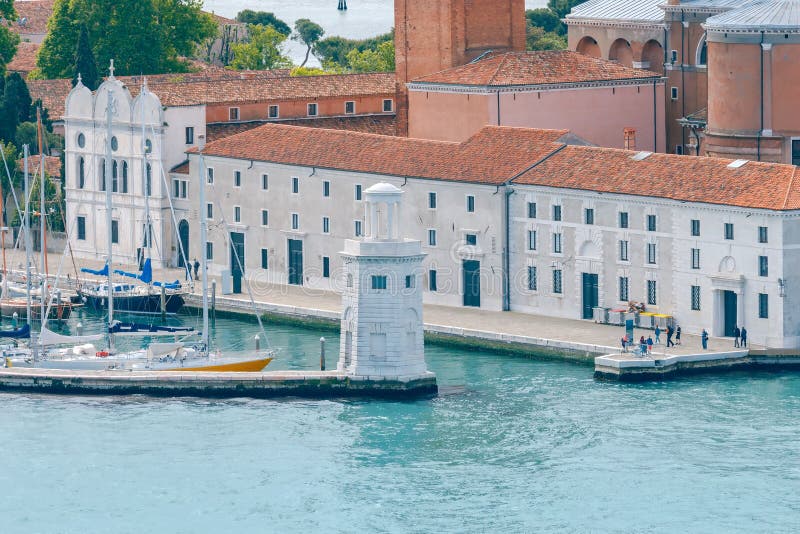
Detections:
620,324,682,356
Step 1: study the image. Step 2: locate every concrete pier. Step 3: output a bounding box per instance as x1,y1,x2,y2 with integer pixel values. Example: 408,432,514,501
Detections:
0,368,438,399
595,349,800,381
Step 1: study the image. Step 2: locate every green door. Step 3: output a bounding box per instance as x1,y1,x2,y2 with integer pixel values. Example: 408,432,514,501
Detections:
582,273,598,319
724,290,737,337
230,231,245,294
462,260,481,307
288,239,304,286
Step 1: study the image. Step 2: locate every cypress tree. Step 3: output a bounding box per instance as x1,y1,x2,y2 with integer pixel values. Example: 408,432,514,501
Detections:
73,25,99,90
3,73,32,123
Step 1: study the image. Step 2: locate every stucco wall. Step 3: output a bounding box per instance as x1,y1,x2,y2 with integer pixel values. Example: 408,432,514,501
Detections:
408,91,491,142
204,95,394,124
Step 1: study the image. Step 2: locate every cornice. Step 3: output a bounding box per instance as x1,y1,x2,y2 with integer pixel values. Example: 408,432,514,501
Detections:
565,19,667,31
407,77,664,95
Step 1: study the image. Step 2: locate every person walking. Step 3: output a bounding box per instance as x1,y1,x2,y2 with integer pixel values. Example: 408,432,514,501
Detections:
740,327,748,348
647,336,654,354
666,325,675,348
676,325,682,345
621,336,628,353
639,336,647,356
701,329,709,350
654,325,661,344
193,258,200,281
733,325,741,348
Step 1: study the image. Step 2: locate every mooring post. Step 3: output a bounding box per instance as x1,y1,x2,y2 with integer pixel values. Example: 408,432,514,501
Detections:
320,337,326,371
254,334,260,352
76,322,83,336
160,285,166,320
56,290,62,321
11,312,17,328
211,279,217,325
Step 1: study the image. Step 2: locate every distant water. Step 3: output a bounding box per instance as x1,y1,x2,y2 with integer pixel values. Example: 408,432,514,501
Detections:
203,0,549,66
1,309,799,532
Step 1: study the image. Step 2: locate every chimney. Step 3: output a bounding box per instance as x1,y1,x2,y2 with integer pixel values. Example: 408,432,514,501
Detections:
624,128,636,150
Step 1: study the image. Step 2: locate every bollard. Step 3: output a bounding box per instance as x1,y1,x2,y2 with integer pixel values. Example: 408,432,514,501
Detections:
211,279,217,324
11,312,18,329
254,334,260,352
160,285,166,321
320,337,326,371
76,322,83,336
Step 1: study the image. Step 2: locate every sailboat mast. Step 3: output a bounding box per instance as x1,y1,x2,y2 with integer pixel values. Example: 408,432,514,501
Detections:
0,149,6,298
23,145,31,329
37,108,46,330
105,83,115,351
199,154,209,350
141,84,151,264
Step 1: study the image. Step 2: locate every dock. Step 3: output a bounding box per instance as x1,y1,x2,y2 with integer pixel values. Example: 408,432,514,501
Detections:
0,368,438,399
595,349,800,381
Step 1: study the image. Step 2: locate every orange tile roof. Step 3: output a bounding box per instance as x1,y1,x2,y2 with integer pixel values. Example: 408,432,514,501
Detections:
196,124,568,185
16,154,61,180
514,145,800,211
206,115,397,142
10,0,54,36
412,51,661,87
8,41,39,75
27,77,71,119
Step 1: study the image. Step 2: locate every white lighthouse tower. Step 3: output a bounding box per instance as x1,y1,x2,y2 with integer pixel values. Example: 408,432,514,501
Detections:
338,183,433,381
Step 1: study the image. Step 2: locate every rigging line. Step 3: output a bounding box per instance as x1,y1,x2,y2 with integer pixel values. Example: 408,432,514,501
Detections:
0,143,26,257
41,211,80,330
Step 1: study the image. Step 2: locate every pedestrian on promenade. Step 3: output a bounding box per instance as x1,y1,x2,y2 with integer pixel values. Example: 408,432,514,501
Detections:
666,325,675,348
621,336,628,353
701,329,709,350
639,336,647,356
740,327,748,348
647,336,654,354
733,325,741,348
676,326,682,345
655,325,661,344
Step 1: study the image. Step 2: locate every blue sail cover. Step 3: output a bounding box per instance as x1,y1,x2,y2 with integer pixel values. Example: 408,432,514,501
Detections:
114,258,153,284
81,263,109,276
153,280,182,290
0,323,30,339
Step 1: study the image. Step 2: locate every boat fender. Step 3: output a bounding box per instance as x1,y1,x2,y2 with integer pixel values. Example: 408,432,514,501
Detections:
96,351,110,358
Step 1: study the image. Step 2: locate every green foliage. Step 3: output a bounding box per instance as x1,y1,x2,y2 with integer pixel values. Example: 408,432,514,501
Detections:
345,40,395,73
37,0,217,78
526,25,567,51
4,73,31,124
72,24,99,90
526,8,563,34
292,18,324,68
0,0,18,78
230,24,292,71
235,10,290,36
290,66,339,77
546,0,584,21
315,32,393,69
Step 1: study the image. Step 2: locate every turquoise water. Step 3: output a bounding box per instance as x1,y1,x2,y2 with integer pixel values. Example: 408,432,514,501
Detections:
1,310,799,533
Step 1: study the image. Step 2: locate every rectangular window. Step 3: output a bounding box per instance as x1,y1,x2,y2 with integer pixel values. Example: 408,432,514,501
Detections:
77,216,86,240
429,269,437,291
344,101,355,114
759,255,768,277
173,179,180,199
527,202,537,218
670,86,679,100
371,275,387,290
206,241,213,261
553,269,563,294
268,105,279,119
206,203,213,220
691,248,700,269
619,211,628,229
619,276,629,302
261,174,269,190
355,184,362,201
691,219,700,236
725,223,734,240
291,213,299,230
207,167,214,184
428,229,437,246
584,208,594,225
354,220,362,237
185,127,194,144
527,266,537,291
553,204,562,221
647,280,657,305
466,195,475,213
383,99,393,112
527,230,537,251
553,232,562,254
758,226,768,243
619,240,629,261
180,181,187,198
291,176,299,194
261,210,269,227
405,275,415,289
647,214,657,232
647,243,657,264
465,233,477,246
307,103,318,116
793,139,800,166
691,285,701,311
229,107,240,121
322,216,330,234
322,256,330,278
111,220,119,244
323,181,330,197
261,248,268,270
428,192,437,209
759,293,769,318
234,170,241,187
234,206,241,223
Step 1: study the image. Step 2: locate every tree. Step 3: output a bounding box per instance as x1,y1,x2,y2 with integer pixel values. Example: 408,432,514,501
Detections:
235,10,290,36
345,40,395,73
36,0,78,79
0,0,18,78
292,19,324,68
4,72,32,124
230,24,292,71
315,31,393,70
526,8,563,34
546,0,584,25
73,24,99,90
526,25,567,51
153,0,217,68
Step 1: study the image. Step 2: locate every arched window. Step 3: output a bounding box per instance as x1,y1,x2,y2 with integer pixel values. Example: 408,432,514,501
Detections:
78,157,85,189
112,160,118,192
100,158,106,191
145,163,152,196
696,34,707,67
122,161,128,193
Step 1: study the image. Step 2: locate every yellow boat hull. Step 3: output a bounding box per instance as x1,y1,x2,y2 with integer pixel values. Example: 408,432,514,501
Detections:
164,358,273,372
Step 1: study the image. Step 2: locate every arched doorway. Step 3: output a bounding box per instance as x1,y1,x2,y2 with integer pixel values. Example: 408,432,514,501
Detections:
609,38,633,67
178,219,189,269
642,39,664,74
576,36,601,58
